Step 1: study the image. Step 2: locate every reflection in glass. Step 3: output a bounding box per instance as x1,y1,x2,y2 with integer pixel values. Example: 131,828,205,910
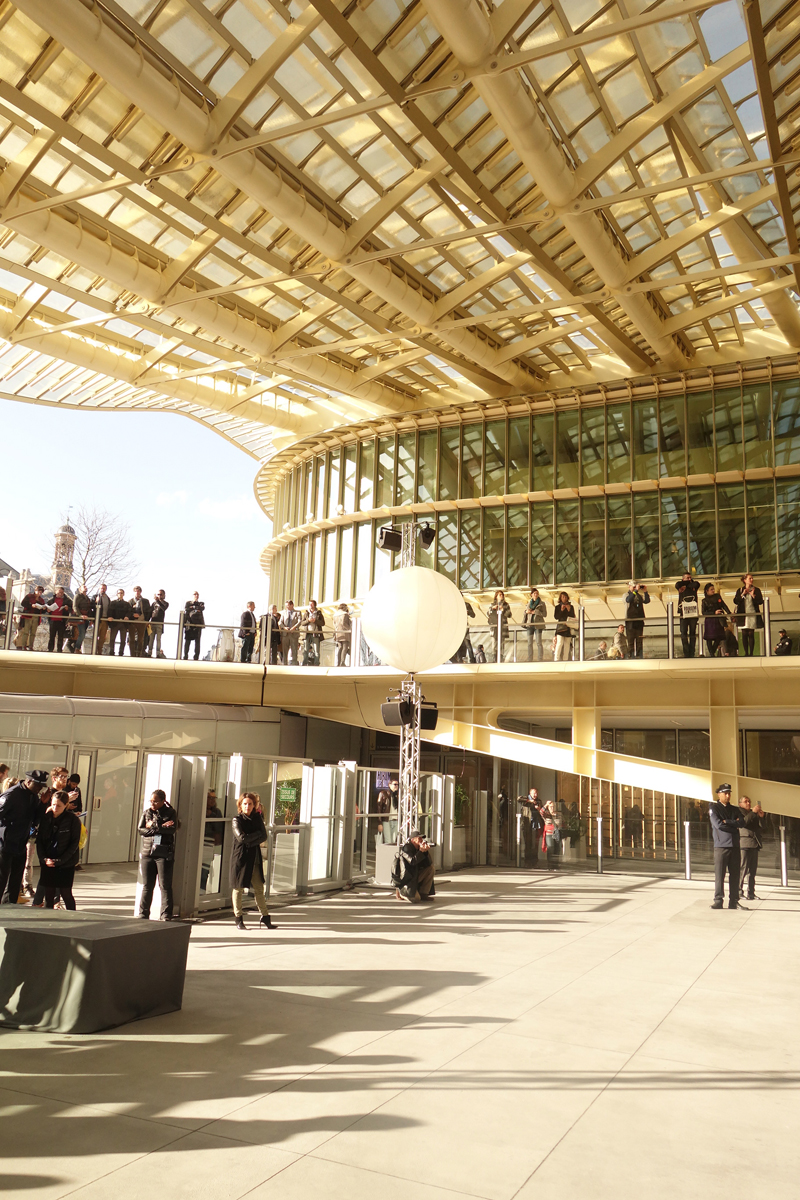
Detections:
482,507,504,588
608,495,633,580
606,402,630,483
773,379,800,466
714,387,742,473
660,395,686,477
661,490,687,577
328,449,341,517
777,480,800,570
459,510,481,588
323,529,337,602
339,525,354,599
396,432,415,505
581,498,605,582
742,383,772,470
375,436,395,508
633,400,658,480
484,421,506,494
417,430,437,502
555,499,579,582
89,749,138,864
310,532,322,602
507,505,529,587
686,391,714,474
302,460,313,521
437,511,458,581
439,426,460,500
508,416,530,492
689,487,717,575
747,482,776,573
314,455,326,520
461,424,483,499
581,407,605,487
717,485,745,575
355,520,372,596
531,413,554,491
556,410,580,489
296,537,308,606
358,439,374,510
530,502,553,584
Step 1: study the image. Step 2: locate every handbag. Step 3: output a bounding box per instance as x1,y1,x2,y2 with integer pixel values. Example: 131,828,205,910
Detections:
565,617,580,631
681,601,698,619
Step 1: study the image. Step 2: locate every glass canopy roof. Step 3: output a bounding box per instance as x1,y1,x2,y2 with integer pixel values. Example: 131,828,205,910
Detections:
0,0,798,469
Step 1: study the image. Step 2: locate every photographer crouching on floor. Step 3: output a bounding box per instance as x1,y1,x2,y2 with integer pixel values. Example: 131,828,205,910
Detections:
393,829,436,903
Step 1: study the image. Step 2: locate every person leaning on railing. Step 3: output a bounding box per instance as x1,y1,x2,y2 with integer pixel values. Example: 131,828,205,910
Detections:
702,583,730,657
45,587,73,654
147,590,169,658
15,585,46,651
67,585,93,654
733,574,764,658
300,599,325,666
523,588,547,662
553,592,576,661
675,571,701,659
486,590,512,663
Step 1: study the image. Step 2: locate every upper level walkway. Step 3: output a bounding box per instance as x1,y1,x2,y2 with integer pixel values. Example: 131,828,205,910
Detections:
1,867,796,1200
2,648,800,817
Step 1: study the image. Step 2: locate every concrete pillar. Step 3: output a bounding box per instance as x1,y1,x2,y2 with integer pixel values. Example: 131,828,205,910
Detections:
709,679,739,799
573,682,601,778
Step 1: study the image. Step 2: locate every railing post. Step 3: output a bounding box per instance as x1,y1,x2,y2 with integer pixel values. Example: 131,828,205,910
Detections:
4,597,14,651
516,810,522,867
351,614,362,667
91,606,100,655
578,605,585,662
259,614,270,665
176,612,185,660
496,610,503,663
684,819,691,880
667,601,674,660
764,596,772,657
780,824,789,887
596,814,603,873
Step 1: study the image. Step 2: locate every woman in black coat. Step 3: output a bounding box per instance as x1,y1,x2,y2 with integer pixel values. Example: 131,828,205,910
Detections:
701,583,730,657
36,789,81,909
230,792,276,931
733,573,764,657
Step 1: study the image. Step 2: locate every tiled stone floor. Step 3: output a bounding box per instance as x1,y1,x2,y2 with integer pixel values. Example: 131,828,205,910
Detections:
1,867,796,1199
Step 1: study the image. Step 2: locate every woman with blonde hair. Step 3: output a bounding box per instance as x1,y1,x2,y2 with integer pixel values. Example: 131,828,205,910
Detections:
230,792,276,931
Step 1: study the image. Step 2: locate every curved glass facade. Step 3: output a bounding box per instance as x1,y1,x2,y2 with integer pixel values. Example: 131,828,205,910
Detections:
268,377,800,605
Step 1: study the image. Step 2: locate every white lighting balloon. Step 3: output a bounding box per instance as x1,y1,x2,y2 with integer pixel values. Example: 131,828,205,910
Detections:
360,566,467,673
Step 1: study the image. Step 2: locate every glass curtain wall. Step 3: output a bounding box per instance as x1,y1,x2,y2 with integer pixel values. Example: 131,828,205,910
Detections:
269,376,800,601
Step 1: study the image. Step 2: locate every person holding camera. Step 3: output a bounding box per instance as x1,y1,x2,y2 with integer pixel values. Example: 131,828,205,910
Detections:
183,592,205,660
553,591,576,661
624,581,650,659
738,795,764,901
393,830,435,903
675,572,700,658
137,789,178,920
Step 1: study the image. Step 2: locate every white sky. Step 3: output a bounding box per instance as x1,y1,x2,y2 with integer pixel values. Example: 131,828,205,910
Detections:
0,400,273,626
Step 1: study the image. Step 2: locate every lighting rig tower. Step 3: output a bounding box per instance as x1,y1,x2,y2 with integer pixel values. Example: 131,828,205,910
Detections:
376,521,436,845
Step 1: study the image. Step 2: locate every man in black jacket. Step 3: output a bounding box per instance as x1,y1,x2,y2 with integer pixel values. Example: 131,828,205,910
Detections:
0,769,48,903
393,830,435,903
624,581,650,659
147,590,169,658
128,586,152,658
92,583,112,654
239,601,258,663
739,796,764,901
108,589,132,656
183,592,205,660
709,783,745,909
675,572,700,658
774,629,792,657
68,585,94,654
137,789,178,920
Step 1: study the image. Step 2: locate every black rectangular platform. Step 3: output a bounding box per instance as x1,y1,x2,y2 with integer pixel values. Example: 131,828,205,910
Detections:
0,908,191,1033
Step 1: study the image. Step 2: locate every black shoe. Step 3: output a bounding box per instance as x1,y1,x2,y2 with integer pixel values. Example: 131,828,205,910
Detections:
235,916,246,930
728,902,739,909
137,913,150,919
710,902,723,909
259,915,277,929
748,894,759,900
